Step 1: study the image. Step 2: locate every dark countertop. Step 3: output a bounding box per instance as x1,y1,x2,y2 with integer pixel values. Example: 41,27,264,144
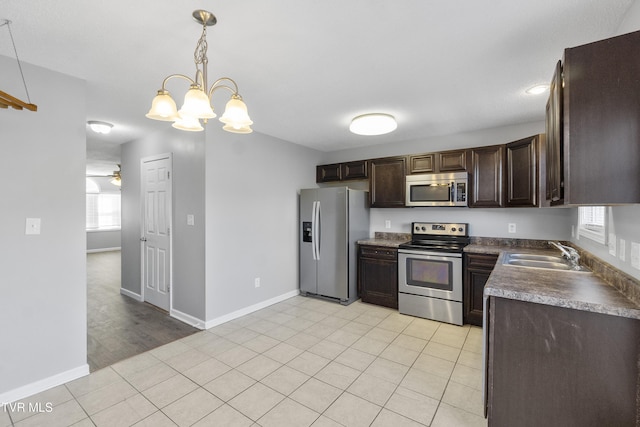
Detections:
480,246,640,320
357,232,411,248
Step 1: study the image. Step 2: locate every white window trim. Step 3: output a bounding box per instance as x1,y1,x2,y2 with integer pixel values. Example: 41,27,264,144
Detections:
577,206,607,244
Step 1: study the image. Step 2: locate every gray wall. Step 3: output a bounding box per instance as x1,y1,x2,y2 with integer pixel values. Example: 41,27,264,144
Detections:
121,129,206,322
87,230,121,252
0,56,87,399
204,126,322,322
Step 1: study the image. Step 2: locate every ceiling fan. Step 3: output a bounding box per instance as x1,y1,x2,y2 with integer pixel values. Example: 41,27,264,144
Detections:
87,164,121,187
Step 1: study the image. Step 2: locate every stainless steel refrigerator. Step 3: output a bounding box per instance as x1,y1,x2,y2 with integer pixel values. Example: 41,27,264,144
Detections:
299,187,369,305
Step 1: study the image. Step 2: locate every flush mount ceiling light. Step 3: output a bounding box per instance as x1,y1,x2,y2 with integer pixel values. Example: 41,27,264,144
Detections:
87,120,114,134
146,10,253,133
526,84,549,95
349,113,397,136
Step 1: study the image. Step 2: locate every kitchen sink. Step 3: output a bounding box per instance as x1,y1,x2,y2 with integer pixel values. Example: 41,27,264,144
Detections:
503,253,590,272
507,253,566,263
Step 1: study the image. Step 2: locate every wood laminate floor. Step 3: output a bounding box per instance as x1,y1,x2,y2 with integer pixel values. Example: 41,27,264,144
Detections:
87,250,198,372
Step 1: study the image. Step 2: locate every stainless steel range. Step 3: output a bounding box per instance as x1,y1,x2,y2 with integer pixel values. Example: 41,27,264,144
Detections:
398,222,470,325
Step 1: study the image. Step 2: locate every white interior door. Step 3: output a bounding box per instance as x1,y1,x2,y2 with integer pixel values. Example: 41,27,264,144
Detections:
141,155,172,311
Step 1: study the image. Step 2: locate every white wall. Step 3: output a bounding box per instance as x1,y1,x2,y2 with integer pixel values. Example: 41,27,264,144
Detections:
0,56,88,401
205,126,322,323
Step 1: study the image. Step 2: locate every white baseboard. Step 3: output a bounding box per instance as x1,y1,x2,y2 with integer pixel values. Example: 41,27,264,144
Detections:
0,364,89,405
170,308,206,330
86,247,121,253
120,288,143,301
204,289,300,329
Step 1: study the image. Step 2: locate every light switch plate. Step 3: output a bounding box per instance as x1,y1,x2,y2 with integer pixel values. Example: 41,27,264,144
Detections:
25,218,41,235
187,214,194,226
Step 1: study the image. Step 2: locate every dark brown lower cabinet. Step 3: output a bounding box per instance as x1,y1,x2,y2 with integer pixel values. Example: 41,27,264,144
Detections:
357,245,398,309
463,253,498,326
487,296,639,426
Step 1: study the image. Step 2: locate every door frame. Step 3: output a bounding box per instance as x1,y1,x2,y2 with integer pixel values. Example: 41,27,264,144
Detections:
140,153,173,311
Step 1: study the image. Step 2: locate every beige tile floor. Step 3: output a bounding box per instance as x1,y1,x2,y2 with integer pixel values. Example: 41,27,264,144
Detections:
2,296,487,427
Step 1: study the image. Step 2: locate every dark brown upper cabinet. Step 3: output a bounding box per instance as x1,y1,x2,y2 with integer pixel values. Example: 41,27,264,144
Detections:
316,160,367,183
547,30,640,205
505,135,541,207
469,145,504,208
369,156,406,208
408,149,467,174
438,149,467,172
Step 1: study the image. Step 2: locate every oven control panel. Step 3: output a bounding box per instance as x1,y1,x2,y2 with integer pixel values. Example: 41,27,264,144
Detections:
411,222,467,237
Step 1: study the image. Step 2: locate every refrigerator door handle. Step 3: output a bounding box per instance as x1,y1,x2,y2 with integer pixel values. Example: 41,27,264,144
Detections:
311,201,318,260
314,200,321,260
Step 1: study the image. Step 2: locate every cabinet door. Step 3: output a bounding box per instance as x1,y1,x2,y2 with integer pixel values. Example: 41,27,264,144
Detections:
369,157,406,208
438,149,468,172
563,30,640,204
463,253,497,326
488,297,639,426
341,160,368,180
469,145,504,208
358,246,398,309
545,60,564,204
408,153,435,174
506,136,538,207
316,163,341,183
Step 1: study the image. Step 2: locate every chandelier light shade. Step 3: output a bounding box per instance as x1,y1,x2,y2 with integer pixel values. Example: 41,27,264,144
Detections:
349,113,397,136
146,10,253,133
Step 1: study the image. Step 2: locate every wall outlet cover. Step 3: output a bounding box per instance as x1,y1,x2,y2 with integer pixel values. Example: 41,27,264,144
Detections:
25,218,41,235
508,223,516,233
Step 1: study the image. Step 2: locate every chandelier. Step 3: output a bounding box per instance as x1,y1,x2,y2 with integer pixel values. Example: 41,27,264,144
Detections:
146,10,253,133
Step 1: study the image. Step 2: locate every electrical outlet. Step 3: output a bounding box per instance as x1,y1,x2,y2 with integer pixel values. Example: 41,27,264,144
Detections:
25,218,41,235
187,214,194,226
385,220,391,229
254,277,261,288
508,223,516,233
619,239,626,262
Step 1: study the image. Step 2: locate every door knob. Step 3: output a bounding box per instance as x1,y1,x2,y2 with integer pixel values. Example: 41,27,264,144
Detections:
140,237,147,242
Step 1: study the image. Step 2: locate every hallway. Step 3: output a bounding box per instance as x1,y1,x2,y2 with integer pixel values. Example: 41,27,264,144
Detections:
87,251,198,371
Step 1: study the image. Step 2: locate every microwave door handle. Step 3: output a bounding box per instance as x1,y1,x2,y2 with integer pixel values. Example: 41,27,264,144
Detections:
451,182,455,203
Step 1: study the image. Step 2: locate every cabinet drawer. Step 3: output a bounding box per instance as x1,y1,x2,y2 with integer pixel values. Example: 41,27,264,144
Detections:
465,253,498,269
359,246,397,260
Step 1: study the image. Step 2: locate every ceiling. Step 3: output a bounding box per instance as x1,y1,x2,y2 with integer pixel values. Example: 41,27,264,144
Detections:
0,0,635,175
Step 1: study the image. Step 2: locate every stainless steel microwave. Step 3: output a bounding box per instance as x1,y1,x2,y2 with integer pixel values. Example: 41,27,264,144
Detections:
405,172,469,207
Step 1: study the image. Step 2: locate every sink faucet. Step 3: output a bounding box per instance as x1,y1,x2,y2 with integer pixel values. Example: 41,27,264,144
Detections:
548,241,581,269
